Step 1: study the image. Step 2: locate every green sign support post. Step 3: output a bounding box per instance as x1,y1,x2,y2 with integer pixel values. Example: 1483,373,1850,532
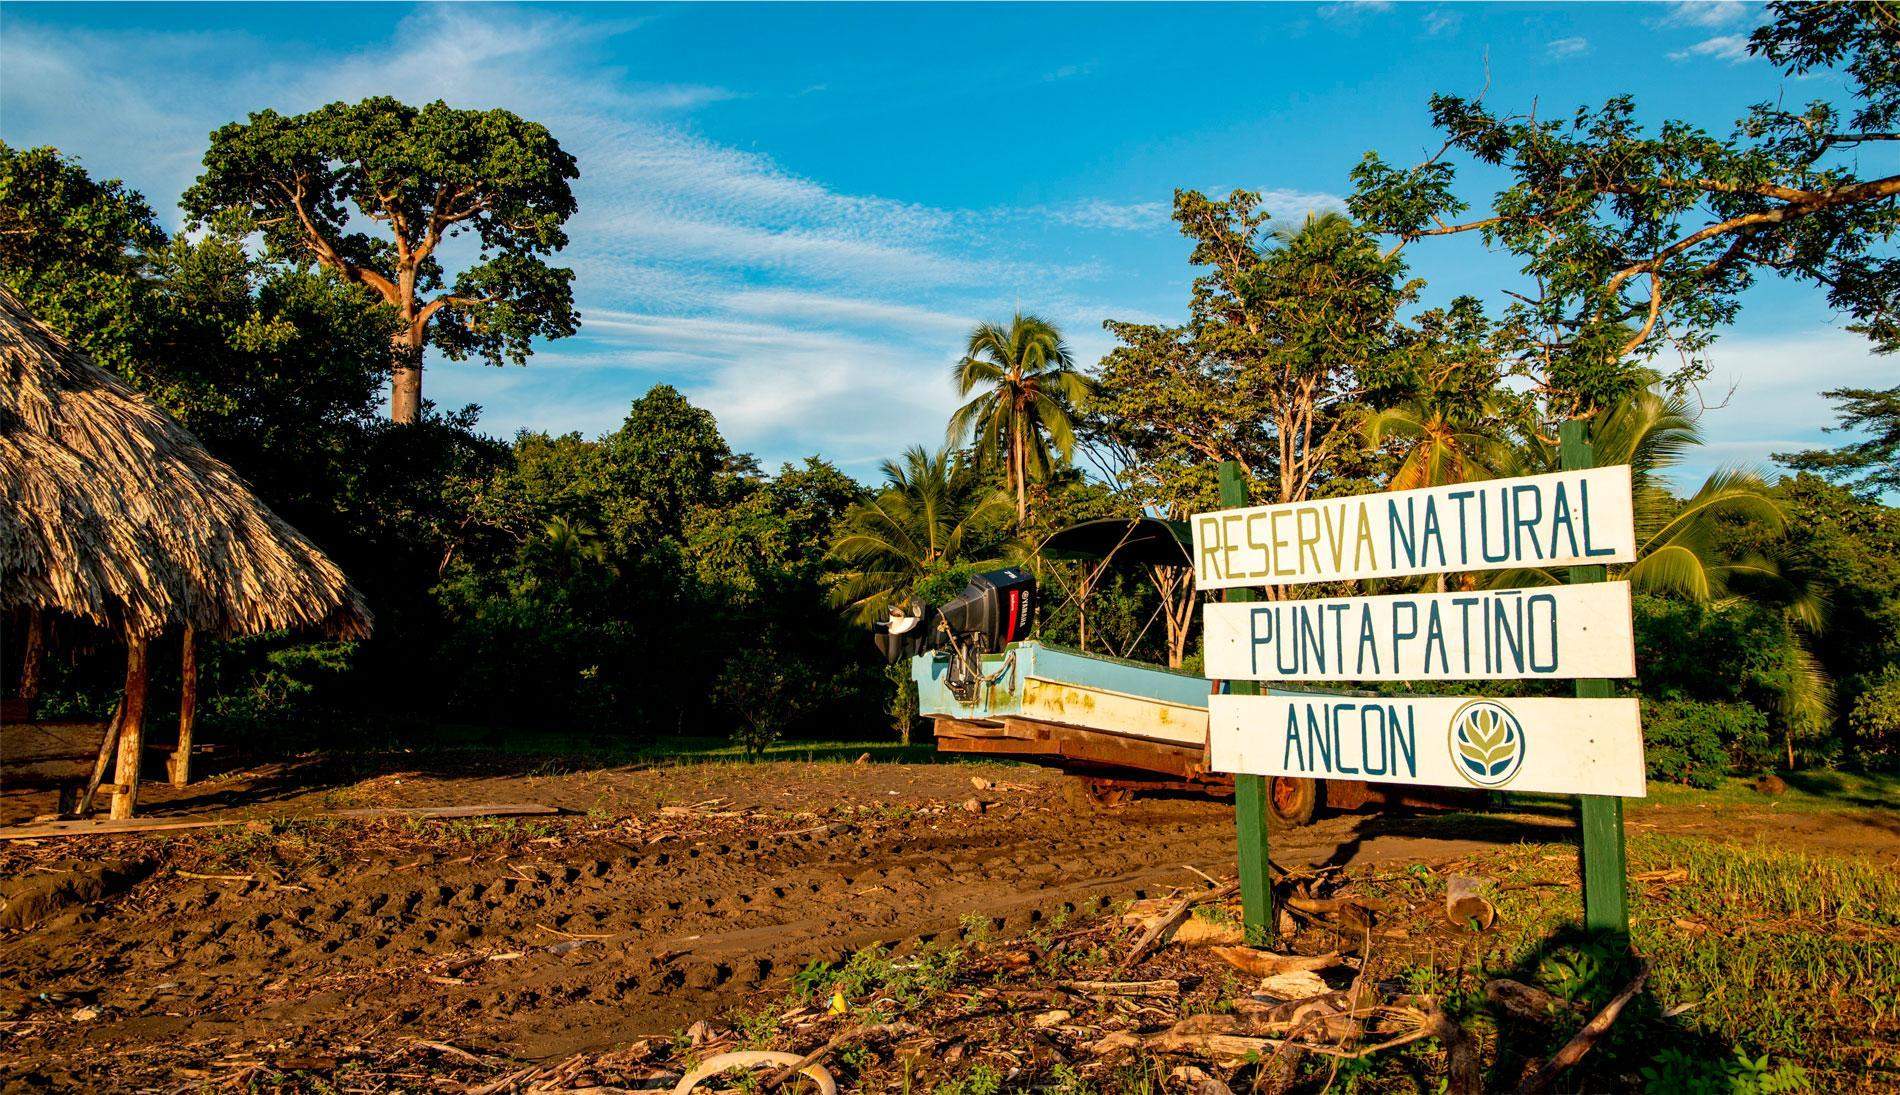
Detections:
1560,420,1631,937
1217,460,1275,941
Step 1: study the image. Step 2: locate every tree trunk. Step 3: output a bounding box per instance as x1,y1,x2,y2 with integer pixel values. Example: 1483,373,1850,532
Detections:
169,626,198,788
109,634,150,820
1012,416,1028,527
390,325,424,424
16,607,45,707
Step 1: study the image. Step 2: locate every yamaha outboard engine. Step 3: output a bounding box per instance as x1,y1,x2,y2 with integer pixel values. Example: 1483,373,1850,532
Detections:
873,568,1037,703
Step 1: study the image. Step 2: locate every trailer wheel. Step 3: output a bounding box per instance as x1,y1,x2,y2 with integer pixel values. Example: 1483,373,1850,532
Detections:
1265,777,1318,827
1064,777,1134,811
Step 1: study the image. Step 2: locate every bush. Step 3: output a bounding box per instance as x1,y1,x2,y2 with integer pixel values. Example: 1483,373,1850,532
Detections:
1847,673,1900,771
1643,700,1772,787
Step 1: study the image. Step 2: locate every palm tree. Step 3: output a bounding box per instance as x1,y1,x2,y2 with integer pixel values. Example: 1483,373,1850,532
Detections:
1486,385,1833,762
948,313,1095,527
1489,387,1791,600
1364,380,1509,492
829,445,1011,623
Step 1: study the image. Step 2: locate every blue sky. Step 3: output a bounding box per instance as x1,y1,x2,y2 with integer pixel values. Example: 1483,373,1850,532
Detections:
1,1,1890,485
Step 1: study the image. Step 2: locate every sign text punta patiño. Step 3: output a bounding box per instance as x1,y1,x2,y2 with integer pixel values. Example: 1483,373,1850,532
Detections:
1203,582,1636,682
1192,467,1636,590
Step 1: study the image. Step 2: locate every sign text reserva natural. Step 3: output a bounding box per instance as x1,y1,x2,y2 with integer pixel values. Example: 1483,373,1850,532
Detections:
1192,467,1635,590
1203,582,1636,682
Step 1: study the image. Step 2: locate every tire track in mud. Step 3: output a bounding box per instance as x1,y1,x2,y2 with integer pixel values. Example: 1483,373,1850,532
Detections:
0,790,1373,1068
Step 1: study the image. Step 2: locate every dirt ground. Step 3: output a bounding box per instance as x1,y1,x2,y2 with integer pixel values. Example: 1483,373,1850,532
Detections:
1,742,1896,1090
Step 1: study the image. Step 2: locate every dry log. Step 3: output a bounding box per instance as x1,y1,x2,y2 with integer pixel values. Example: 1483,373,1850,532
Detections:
1208,947,1343,977
1141,1015,1280,1066
1059,978,1182,997
0,802,565,841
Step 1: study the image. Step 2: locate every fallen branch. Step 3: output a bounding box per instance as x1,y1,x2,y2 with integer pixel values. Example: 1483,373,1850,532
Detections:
1060,978,1183,997
1117,879,1238,971
673,1051,836,1095
1208,947,1344,977
1515,964,1651,1094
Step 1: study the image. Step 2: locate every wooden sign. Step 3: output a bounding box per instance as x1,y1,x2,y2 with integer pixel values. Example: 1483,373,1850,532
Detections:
1203,582,1636,682
1190,467,1635,590
1209,694,1647,798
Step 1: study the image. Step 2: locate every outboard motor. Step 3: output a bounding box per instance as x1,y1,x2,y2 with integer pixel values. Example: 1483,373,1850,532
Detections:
872,568,1037,703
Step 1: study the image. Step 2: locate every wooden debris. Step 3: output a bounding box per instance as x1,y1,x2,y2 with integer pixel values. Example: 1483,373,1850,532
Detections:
1058,978,1182,997
1117,879,1239,971
1484,979,1585,1024
1515,964,1651,1094
674,1050,837,1095
1207,947,1343,977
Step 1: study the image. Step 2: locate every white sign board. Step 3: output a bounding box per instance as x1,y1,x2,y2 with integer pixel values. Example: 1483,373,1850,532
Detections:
1191,467,1635,590
1203,582,1636,682
1209,694,1646,797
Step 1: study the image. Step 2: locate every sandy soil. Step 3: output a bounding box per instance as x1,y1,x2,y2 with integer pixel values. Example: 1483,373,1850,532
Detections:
0,745,1894,1090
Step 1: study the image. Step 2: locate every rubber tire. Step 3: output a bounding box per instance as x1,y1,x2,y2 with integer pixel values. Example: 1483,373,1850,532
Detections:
1265,776,1319,827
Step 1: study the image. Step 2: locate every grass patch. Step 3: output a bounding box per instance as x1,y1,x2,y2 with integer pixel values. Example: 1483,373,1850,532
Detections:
1358,832,1898,1087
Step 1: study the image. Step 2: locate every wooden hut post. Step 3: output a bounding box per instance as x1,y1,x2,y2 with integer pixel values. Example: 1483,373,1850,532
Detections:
168,626,198,788
108,634,151,820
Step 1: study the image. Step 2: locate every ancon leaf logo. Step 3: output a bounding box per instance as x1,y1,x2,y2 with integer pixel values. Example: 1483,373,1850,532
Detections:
1448,700,1526,787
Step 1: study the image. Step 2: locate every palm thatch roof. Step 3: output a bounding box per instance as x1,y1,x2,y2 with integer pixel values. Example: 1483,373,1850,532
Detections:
0,286,371,640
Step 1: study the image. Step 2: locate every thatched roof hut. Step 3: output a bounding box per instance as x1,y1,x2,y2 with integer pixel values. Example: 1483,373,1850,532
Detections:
0,287,370,640
0,286,371,819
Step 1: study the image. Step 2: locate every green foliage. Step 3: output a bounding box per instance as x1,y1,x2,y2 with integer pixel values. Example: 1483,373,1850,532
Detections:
1641,1047,1812,1094
1348,3,1900,416
1776,385,1900,499
949,313,1094,526
0,142,164,376
829,446,1012,623
1846,672,1900,771
1643,700,1772,787
182,96,580,418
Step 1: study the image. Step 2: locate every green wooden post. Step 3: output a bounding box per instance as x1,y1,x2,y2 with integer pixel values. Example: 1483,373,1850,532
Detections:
1560,420,1630,937
1217,461,1275,942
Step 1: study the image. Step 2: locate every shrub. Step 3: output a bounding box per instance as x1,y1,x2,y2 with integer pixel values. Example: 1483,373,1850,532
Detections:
1847,673,1900,771
1643,700,1772,787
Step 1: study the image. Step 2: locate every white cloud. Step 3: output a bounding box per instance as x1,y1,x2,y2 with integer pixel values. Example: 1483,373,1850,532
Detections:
1318,1,1394,23
1046,199,1173,232
0,5,1327,471
1653,1,1753,29
1673,327,1892,488
1547,37,1591,60
1422,8,1463,37
1669,34,1755,63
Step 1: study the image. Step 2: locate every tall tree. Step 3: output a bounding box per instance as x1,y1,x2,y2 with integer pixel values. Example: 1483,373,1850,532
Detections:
829,446,1010,623
0,142,164,376
949,313,1094,526
1348,1,1900,422
183,97,580,424
1776,385,1900,497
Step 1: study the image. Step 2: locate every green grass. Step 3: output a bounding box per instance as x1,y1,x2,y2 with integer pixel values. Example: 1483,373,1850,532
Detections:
1356,831,1900,1087
1636,769,1900,813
